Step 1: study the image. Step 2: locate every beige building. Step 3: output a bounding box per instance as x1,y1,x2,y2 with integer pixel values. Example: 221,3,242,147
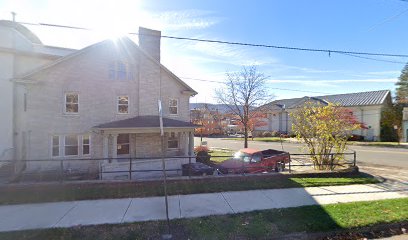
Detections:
0,20,75,162
2,20,197,178
256,90,392,141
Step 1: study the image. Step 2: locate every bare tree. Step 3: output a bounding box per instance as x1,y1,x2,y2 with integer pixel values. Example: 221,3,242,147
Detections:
215,66,271,148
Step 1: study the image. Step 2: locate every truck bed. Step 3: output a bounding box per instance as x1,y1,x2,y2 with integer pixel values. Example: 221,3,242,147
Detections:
261,149,287,157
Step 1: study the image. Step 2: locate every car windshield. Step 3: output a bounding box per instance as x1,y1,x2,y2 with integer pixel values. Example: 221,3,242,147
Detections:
233,151,251,162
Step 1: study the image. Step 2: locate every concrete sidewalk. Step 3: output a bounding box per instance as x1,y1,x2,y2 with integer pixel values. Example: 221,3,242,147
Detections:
0,183,406,232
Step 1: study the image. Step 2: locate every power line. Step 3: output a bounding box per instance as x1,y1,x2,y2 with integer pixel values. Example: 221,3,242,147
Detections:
154,35,408,58
338,52,407,64
17,21,408,59
180,77,335,95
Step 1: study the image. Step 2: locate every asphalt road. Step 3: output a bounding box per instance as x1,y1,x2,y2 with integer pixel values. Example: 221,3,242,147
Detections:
195,137,408,168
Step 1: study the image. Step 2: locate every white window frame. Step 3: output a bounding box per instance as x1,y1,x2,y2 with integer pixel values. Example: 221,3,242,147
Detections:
51,135,60,157
167,132,179,149
82,135,91,156
109,61,133,81
64,135,79,156
64,92,79,114
169,98,178,115
117,96,129,114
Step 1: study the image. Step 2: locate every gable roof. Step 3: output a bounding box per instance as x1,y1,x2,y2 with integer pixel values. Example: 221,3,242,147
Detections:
94,115,197,129
14,36,197,95
260,90,391,111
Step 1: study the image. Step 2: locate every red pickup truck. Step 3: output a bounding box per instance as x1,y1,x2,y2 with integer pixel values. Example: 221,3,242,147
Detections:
216,148,290,174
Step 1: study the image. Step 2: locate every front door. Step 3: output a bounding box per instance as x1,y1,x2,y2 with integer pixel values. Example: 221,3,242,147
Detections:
117,134,130,162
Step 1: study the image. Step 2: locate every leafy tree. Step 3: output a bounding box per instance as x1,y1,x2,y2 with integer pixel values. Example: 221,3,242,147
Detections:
237,111,267,139
380,104,403,142
215,66,271,148
290,102,363,170
396,63,408,103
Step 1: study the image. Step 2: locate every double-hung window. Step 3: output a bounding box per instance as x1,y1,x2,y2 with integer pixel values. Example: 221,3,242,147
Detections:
64,135,79,156
169,99,178,115
109,61,133,81
65,93,79,113
117,96,129,114
51,134,91,157
52,136,60,157
82,135,90,155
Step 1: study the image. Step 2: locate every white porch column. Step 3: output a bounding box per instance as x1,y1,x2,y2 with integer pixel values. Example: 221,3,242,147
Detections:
188,131,194,156
184,132,189,156
103,135,109,159
112,134,118,159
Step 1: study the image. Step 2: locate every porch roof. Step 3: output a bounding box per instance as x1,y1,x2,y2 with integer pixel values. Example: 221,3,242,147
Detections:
94,115,197,129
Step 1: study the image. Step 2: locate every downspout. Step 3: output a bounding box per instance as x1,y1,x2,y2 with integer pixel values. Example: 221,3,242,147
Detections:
11,13,17,162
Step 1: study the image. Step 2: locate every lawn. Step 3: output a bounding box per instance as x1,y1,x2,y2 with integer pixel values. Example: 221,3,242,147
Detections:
0,172,379,205
349,141,408,148
1,198,406,240
208,149,234,162
222,137,290,142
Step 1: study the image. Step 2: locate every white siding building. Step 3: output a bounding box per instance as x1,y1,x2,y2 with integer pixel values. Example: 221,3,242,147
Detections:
256,90,392,141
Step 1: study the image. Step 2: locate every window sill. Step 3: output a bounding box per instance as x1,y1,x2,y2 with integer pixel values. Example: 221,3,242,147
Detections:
63,113,80,117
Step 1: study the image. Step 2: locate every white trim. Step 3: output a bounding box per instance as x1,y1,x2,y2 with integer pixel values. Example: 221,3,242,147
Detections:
82,135,91,156
64,92,79,114
50,134,92,158
169,98,178,116
51,135,60,157
64,135,79,156
117,95,129,114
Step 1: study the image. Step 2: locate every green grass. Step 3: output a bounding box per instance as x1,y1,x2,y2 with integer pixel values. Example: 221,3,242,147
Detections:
0,173,379,205
349,141,408,148
208,149,234,162
1,198,406,240
222,137,289,142
290,177,380,187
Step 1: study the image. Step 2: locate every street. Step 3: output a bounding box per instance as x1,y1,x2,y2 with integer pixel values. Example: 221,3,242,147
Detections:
195,137,408,182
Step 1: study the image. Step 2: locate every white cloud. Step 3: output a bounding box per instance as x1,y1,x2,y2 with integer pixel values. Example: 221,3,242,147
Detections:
151,10,221,31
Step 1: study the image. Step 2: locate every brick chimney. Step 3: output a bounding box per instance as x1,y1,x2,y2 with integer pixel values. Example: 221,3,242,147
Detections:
138,27,161,62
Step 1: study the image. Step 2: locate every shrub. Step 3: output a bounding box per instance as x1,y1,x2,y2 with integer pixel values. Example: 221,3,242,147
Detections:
194,145,209,153
262,131,272,137
271,131,280,137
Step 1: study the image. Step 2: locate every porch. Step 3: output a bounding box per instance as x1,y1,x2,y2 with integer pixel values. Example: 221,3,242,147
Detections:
93,116,197,179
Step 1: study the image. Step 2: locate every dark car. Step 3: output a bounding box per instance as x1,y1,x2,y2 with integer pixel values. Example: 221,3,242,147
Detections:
182,162,214,176
216,148,290,174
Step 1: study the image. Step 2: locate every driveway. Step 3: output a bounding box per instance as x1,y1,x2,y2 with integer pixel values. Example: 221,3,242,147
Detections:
196,137,408,182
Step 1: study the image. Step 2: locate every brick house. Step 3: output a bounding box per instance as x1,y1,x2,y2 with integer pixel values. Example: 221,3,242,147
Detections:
4,21,197,178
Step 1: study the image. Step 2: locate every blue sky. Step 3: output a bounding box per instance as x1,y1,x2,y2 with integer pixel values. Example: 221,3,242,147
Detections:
1,0,407,103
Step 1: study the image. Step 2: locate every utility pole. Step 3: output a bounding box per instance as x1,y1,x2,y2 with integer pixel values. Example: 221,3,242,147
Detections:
158,100,172,240
11,12,16,22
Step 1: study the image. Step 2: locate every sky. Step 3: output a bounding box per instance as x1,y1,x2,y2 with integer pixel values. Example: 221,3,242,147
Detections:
1,0,408,104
